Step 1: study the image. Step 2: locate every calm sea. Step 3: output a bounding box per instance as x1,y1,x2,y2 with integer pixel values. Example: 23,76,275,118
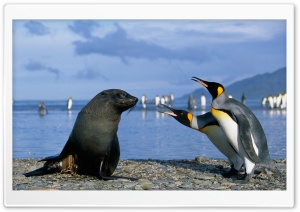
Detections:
13,99,286,160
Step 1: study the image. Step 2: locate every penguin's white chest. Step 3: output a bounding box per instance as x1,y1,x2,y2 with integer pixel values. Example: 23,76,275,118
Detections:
211,107,259,156
211,107,240,151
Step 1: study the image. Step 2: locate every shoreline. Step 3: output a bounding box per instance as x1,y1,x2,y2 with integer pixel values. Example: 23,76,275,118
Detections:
13,157,286,191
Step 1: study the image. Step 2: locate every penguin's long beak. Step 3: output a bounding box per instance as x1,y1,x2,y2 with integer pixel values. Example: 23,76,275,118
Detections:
191,76,208,88
160,104,177,117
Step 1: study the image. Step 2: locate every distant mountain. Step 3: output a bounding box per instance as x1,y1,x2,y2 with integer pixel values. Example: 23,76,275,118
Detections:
179,67,286,101
226,67,286,99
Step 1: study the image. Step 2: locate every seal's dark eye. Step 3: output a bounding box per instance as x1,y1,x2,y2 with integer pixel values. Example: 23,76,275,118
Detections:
117,92,126,98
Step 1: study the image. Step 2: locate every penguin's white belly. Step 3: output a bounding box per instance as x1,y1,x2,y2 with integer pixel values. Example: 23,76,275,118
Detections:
201,125,236,153
215,114,240,152
211,107,259,156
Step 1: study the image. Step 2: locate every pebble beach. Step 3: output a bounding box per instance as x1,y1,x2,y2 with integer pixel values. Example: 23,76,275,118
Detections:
13,157,286,191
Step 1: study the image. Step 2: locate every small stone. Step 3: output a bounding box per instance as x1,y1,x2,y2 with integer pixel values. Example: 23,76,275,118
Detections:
141,183,153,190
196,175,215,180
174,181,183,186
230,185,239,190
199,180,212,186
116,178,131,182
195,156,208,163
179,182,193,189
138,179,154,190
212,186,227,190
123,182,138,188
192,179,203,185
265,169,274,175
221,181,236,186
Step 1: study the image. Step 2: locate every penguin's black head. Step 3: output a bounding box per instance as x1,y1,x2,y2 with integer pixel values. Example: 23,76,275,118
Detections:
191,77,225,99
161,104,193,128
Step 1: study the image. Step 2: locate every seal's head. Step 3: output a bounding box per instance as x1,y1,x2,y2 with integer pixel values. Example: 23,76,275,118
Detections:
82,89,138,115
101,89,138,112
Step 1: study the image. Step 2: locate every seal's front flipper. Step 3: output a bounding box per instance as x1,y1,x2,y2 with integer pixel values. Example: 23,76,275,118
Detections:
98,160,138,181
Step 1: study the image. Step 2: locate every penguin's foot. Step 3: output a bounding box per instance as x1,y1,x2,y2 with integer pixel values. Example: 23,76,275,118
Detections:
221,167,239,178
233,173,250,184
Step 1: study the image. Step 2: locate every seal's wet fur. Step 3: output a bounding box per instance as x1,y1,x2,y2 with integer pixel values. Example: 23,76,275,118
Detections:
24,89,138,180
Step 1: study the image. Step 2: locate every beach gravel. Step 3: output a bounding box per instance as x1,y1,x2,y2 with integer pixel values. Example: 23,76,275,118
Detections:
13,157,286,191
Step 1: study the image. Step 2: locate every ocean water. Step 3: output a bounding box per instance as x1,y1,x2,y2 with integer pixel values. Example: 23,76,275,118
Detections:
12,99,286,160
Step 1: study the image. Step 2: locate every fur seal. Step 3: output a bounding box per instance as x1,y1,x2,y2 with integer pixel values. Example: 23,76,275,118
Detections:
24,89,138,180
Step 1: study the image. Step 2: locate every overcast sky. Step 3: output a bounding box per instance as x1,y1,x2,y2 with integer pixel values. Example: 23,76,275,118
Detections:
12,20,286,100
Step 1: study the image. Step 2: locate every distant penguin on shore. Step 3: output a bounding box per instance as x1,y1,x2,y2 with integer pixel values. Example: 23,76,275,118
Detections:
141,94,147,109
241,93,246,105
67,97,73,111
268,96,274,109
38,101,48,116
155,95,160,107
200,93,206,109
281,93,287,109
160,96,166,105
168,93,174,107
261,97,267,107
188,94,197,110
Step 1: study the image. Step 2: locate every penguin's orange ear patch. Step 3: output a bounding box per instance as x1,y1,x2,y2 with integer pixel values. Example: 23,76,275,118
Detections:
187,113,193,123
217,86,224,97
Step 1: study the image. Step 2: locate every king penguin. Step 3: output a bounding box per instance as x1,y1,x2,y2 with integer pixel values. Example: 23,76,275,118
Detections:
191,77,275,182
161,104,244,178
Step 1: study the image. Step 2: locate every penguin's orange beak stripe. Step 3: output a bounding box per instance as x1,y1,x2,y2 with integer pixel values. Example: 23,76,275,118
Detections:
199,81,208,88
164,111,177,117
191,77,208,88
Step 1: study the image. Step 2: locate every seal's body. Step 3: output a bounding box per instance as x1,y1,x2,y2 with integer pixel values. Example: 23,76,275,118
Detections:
24,89,138,180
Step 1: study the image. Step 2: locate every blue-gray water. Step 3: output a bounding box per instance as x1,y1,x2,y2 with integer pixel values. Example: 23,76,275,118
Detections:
13,99,286,160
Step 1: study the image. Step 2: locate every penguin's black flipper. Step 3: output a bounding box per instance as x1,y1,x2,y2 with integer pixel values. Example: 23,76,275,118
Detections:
235,112,261,163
